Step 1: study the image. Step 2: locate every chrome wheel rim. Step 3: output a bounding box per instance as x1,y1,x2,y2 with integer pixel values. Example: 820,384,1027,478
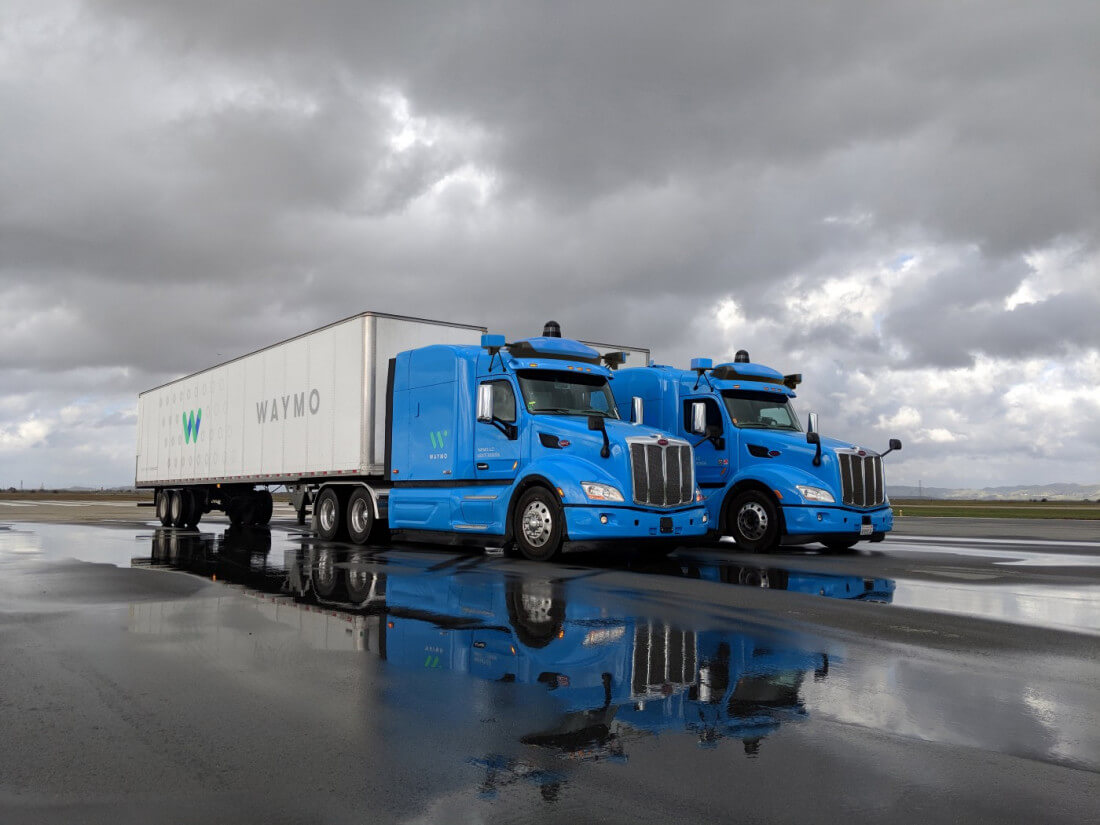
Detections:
519,581,554,623
521,501,553,548
737,502,768,541
319,497,336,533
347,552,369,595
350,498,368,536
316,549,336,590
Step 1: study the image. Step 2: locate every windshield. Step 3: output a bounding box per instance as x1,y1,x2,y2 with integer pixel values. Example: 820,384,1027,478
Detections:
721,390,800,431
517,370,620,418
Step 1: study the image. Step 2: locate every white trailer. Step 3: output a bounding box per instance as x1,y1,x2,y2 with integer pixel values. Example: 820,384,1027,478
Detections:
136,312,485,527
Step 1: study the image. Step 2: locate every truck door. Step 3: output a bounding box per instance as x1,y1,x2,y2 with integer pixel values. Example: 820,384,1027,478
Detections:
474,378,522,481
682,397,726,486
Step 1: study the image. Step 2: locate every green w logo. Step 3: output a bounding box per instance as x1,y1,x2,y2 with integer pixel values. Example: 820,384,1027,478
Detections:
429,430,448,449
182,409,202,444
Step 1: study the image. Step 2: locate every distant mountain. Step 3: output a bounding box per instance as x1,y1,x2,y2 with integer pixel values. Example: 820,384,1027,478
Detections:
888,482,1100,501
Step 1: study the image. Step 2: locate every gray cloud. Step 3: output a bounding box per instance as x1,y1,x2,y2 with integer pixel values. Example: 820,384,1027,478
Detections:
1,0,1098,485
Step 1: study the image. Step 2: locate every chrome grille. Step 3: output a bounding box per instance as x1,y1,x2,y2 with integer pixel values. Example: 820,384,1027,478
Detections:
631,621,697,699
837,451,885,507
629,440,694,507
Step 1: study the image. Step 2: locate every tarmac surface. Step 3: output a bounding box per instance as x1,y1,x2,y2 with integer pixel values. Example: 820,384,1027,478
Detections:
1,505,1098,823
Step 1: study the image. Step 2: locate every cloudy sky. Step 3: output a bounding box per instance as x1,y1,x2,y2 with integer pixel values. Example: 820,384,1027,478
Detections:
2,0,1098,489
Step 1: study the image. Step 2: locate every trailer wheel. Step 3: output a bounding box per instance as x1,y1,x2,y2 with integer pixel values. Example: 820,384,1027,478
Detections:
183,489,203,529
156,491,172,527
253,490,273,526
513,487,564,562
727,490,779,553
227,495,254,527
315,487,342,541
168,489,186,528
346,488,374,545
312,546,345,600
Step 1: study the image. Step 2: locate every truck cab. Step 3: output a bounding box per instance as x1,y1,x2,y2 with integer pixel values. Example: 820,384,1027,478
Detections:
611,355,901,552
386,332,709,560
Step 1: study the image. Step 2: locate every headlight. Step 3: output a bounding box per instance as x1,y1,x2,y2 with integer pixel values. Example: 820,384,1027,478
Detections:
580,482,624,502
583,626,626,646
694,487,705,503
795,485,835,503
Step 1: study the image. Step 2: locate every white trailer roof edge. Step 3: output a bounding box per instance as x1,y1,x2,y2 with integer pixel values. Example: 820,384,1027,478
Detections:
139,311,487,397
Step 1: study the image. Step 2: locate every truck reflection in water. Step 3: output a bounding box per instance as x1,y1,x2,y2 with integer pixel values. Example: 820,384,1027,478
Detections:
137,529,893,800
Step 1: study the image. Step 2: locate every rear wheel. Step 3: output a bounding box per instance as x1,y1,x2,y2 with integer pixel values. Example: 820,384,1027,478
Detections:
182,489,203,528
253,490,273,526
512,488,564,562
226,495,254,527
315,487,342,541
312,546,345,600
156,491,171,527
168,489,185,528
727,490,780,553
346,488,374,545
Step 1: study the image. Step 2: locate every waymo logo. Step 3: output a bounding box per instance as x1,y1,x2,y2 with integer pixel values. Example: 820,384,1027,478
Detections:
182,409,202,444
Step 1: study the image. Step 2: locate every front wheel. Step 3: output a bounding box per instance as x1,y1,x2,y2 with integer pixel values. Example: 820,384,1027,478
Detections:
727,490,780,553
512,488,564,562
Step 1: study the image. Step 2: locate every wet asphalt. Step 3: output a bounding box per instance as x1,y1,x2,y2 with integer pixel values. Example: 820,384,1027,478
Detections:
1,515,1098,824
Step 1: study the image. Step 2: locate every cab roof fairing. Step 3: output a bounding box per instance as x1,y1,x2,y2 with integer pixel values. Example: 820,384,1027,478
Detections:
646,364,798,399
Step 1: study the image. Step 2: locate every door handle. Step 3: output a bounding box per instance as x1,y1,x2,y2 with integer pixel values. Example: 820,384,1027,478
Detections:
476,462,489,470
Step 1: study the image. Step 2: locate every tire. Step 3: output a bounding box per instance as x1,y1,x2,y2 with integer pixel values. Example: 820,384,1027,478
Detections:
346,488,374,545
731,566,789,590
346,550,377,603
253,490,273,526
168,489,186,528
312,546,345,600
505,579,565,648
182,489,203,529
315,487,342,542
727,490,780,553
822,537,859,553
156,491,172,527
226,495,254,527
512,487,564,561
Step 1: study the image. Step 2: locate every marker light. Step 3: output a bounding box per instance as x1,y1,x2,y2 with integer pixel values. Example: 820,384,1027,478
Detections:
795,485,835,503
694,488,705,503
581,482,624,502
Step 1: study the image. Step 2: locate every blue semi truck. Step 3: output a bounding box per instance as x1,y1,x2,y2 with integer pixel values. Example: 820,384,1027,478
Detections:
611,352,902,552
137,312,707,561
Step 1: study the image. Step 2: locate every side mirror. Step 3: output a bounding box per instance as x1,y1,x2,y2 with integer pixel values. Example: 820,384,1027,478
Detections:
691,402,707,435
705,424,725,451
881,438,903,458
807,411,818,434
588,415,610,459
631,396,644,425
476,384,494,423
806,430,822,467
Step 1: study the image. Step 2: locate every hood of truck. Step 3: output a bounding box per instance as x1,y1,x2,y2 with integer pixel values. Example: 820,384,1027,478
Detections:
533,415,673,449
732,429,885,498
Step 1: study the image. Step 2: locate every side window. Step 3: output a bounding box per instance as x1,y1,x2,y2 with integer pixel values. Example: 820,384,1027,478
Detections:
681,398,722,434
490,380,517,423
